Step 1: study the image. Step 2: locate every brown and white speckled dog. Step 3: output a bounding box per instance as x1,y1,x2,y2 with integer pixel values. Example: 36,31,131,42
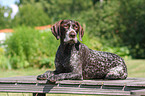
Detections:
37,20,128,82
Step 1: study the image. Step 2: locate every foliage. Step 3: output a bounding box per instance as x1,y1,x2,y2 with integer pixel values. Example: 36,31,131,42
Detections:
82,35,131,59
1,0,145,63
118,0,145,58
13,3,50,27
83,0,145,58
16,0,92,23
81,0,122,46
0,5,12,29
5,26,59,69
0,47,11,69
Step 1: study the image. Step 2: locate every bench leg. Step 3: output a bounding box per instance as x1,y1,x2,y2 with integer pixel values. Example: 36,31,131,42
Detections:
33,93,46,96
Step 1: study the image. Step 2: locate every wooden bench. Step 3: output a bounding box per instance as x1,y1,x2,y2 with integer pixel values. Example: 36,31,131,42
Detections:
0,76,145,96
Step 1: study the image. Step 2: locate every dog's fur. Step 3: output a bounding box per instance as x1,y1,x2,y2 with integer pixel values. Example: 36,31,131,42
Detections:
37,20,127,82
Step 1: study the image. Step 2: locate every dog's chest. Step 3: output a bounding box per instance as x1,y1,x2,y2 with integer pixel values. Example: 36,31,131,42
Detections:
61,47,81,70
69,50,80,65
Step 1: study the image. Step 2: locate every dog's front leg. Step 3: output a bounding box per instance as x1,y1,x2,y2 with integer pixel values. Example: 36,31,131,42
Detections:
48,73,83,82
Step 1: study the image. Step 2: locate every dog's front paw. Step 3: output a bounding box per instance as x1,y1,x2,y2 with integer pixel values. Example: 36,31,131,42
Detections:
37,71,55,80
37,74,47,80
47,76,58,83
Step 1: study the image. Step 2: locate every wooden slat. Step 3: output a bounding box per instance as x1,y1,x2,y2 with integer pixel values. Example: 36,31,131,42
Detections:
0,76,47,84
0,84,130,95
0,76,145,95
57,79,135,86
131,89,145,96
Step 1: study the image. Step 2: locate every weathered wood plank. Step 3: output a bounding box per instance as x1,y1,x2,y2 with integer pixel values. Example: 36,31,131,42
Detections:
56,78,145,86
1,76,145,86
0,76,145,95
131,89,145,96
0,76,47,84
0,86,131,95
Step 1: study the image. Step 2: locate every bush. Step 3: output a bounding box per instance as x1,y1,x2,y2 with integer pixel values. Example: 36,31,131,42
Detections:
0,48,11,69
118,0,145,58
5,26,59,69
82,33,130,59
82,0,145,58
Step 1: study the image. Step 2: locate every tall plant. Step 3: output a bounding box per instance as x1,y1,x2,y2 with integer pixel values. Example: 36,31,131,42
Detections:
6,26,59,69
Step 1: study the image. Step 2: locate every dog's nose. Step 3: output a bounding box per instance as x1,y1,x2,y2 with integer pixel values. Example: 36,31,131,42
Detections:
69,31,76,38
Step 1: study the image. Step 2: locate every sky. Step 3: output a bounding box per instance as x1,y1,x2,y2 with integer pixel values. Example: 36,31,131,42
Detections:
0,0,19,6
0,0,19,18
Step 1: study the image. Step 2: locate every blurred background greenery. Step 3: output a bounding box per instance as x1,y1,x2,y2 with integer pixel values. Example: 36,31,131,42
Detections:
0,0,145,74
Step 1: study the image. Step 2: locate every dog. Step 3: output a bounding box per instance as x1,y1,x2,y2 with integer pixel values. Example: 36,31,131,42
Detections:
37,20,127,82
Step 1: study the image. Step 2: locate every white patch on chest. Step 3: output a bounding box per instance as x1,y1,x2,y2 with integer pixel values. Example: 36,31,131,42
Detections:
71,52,78,63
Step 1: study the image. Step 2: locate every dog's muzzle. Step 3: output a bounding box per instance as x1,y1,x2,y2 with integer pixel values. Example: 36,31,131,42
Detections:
64,28,77,44
69,31,76,38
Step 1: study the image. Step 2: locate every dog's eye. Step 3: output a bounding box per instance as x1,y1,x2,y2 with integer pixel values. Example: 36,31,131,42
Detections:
73,25,78,29
63,24,69,29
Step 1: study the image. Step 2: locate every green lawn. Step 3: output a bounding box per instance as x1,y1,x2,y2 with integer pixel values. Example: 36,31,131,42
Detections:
126,59,145,78
0,59,145,96
0,67,51,78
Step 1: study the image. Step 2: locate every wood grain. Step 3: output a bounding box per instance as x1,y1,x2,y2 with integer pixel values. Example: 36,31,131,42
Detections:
0,76,145,96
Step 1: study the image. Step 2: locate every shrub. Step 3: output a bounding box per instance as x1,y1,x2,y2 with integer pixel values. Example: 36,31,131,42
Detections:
82,0,145,58
0,47,11,69
118,0,145,58
82,33,130,59
6,26,59,69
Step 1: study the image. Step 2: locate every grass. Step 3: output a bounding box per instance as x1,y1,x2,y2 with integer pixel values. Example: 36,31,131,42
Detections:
0,59,145,96
126,59,145,78
0,67,50,78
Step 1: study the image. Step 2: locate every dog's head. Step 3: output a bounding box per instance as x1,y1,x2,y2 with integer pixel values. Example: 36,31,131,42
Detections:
51,20,84,44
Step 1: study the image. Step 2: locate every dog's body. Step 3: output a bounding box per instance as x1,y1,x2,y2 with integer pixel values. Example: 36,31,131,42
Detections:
37,20,127,82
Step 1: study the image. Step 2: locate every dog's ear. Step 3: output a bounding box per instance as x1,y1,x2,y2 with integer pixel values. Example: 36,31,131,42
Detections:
76,21,84,41
51,20,63,40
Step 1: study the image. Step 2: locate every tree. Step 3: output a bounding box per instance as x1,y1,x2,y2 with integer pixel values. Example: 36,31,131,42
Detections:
0,5,12,29
11,0,145,58
13,3,50,27
15,0,92,23
118,0,145,58
84,0,145,58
